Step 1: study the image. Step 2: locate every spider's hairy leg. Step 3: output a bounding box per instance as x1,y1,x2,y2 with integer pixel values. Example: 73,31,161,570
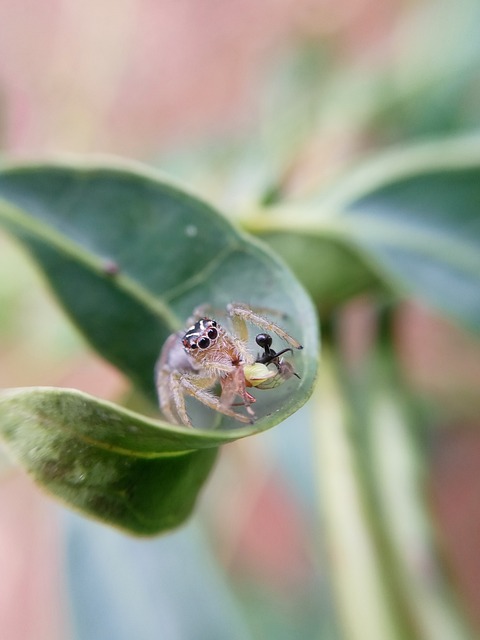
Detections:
227,305,249,342
184,304,212,327
160,373,192,427
155,332,185,424
181,374,252,424
227,302,303,350
156,365,204,427
220,367,256,420
172,372,218,427
156,365,181,424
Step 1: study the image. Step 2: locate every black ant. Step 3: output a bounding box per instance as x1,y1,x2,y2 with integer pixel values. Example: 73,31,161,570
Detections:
255,333,301,379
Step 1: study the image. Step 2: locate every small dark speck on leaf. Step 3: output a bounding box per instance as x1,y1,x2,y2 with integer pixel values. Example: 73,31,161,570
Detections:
102,259,120,276
41,459,68,480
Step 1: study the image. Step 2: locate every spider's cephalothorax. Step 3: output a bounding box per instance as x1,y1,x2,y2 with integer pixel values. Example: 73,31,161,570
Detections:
155,303,302,427
182,318,238,368
182,318,219,352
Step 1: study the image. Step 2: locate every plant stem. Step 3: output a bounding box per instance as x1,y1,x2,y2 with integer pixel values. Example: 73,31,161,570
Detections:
313,350,405,640
366,361,475,640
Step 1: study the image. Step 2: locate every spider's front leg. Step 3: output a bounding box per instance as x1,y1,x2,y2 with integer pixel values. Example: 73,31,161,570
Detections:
159,366,252,426
167,371,215,427
180,372,253,426
219,367,256,421
227,302,303,350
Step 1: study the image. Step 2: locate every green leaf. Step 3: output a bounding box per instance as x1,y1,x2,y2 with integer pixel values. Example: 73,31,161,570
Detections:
0,388,218,535
0,157,318,534
247,138,480,332
0,158,317,424
247,229,382,314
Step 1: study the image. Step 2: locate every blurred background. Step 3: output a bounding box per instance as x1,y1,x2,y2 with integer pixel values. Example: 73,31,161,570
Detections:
1,0,480,638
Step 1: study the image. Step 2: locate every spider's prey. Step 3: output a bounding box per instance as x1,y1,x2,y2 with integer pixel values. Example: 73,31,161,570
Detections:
155,303,302,427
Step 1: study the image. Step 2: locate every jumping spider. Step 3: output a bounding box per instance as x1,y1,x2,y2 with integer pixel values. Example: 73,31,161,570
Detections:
155,302,302,427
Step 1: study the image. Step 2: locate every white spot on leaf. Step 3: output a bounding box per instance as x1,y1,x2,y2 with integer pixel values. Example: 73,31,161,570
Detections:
185,225,198,238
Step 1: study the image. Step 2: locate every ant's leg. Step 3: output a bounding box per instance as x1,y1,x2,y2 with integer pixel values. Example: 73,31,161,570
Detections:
227,303,303,349
257,347,293,365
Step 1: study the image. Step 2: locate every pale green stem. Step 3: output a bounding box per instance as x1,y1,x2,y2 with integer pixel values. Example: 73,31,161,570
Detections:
368,392,475,640
313,353,404,640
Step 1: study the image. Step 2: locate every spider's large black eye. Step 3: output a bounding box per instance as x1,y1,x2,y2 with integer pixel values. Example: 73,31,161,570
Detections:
208,328,218,340
198,337,210,349
183,336,196,349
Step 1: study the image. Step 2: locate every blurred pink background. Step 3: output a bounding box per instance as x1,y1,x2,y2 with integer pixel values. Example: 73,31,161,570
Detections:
0,0,399,157
1,0,480,638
